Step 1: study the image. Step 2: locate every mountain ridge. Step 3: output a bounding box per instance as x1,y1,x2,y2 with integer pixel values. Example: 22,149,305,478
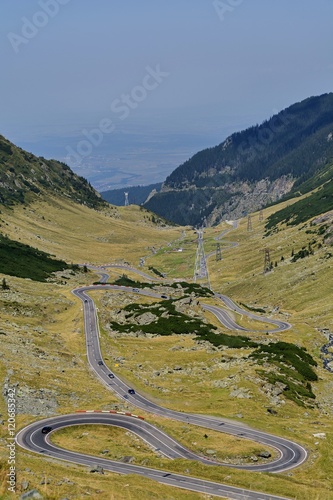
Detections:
0,134,104,209
144,93,333,226
100,182,162,206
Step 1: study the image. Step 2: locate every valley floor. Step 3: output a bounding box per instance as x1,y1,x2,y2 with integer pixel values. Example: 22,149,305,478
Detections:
1,198,333,499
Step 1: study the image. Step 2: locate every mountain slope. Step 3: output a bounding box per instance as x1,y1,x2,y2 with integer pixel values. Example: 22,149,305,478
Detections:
1,137,333,498
144,93,333,226
265,161,333,230
0,233,70,281
0,135,182,282
100,182,162,206
0,134,104,208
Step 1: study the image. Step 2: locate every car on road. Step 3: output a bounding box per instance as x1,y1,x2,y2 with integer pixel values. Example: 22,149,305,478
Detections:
84,299,88,303
161,295,168,299
133,288,140,292
108,373,114,378
41,426,52,434
98,361,103,366
128,388,135,395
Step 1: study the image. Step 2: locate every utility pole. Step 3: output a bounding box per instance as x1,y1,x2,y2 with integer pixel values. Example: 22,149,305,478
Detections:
263,248,271,273
124,192,129,206
247,215,252,231
216,243,222,261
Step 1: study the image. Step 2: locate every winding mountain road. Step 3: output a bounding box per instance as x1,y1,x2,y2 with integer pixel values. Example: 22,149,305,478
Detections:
17,278,305,499
203,295,291,333
16,223,303,499
17,414,294,500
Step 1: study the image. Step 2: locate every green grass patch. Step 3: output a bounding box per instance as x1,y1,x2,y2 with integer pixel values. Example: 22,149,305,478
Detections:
111,278,214,299
251,341,317,380
260,371,316,407
239,302,266,314
0,233,70,281
111,299,216,336
112,276,154,288
148,265,165,277
265,177,333,230
250,341,317,406
170,281,214,297
110,299,318,406
195,330,258,349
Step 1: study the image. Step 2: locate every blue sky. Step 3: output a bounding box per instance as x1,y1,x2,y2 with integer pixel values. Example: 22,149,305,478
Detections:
0,0,332,188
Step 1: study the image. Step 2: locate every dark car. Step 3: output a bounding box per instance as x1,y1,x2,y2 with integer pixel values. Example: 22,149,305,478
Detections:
128,388,135,395
98,361,103,366
84,299,88,303
41,426,52,434
161,295,168,299
108,373,115,379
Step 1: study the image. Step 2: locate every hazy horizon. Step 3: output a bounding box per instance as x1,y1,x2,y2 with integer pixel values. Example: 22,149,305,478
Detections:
1,0,332,189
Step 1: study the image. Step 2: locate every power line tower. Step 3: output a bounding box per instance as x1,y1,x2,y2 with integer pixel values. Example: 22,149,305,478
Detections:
259,210,264,221
194,229,210,288
263,248,271,273
247,215,252,231
124,192,129,206
216,243,222,261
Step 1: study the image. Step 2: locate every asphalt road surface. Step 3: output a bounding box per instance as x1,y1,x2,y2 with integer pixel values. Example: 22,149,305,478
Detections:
17,414,293,500
214,294,291,333
16,223,303,499
16,278,306,500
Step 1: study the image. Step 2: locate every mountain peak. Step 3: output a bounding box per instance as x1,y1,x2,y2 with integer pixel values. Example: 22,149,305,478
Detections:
0,134,104,209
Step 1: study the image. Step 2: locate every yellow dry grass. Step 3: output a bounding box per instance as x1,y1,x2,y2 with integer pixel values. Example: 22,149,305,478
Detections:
1,198,182,265
1,194,333,499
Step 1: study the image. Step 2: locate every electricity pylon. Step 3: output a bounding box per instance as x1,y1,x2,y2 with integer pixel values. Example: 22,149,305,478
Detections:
263,248,271,273
194,229,210,288
216,243,222,261
247,215,252,231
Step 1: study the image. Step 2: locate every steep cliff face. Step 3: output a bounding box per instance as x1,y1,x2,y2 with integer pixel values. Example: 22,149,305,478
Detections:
207,176,295,225
144,93,333,226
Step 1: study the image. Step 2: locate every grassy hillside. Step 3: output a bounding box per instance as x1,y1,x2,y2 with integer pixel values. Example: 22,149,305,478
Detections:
266,161,333,229
1,186,333,498
0,233,70,281
0,134,104,208
0,199,181,265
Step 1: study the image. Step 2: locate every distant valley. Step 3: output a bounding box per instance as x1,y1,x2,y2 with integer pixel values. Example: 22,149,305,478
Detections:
1,101,333,500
